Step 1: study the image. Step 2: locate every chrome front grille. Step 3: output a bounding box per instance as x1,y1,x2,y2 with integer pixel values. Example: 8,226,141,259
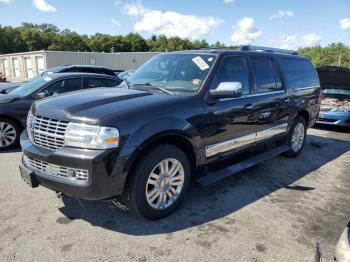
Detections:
28,113,68,151
23,155,88,182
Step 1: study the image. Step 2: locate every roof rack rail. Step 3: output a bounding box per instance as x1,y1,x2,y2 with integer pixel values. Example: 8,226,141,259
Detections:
239,45,298,55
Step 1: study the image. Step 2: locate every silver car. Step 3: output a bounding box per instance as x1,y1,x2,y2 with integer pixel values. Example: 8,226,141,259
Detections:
317,66,350,127
315,221,350,262
334,221,350,261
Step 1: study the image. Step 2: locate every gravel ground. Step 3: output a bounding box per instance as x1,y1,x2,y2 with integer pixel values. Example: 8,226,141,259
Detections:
0,126,349,262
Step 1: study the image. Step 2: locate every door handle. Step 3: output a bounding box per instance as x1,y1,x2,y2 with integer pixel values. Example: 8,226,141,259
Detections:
245,104,253,110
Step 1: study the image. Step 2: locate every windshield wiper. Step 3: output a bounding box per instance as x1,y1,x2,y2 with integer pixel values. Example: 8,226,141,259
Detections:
133,82,174,95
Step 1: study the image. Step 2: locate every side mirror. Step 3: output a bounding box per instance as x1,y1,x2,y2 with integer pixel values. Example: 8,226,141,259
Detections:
35,92,48,100
210,82,242,99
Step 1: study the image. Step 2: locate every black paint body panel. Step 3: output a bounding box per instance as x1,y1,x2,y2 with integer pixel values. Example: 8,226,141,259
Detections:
21,50,321,199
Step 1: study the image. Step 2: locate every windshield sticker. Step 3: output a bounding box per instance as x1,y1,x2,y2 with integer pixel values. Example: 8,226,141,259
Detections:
208,57,214,62
43,76,52,81
192,56,210,71
192,79,202,85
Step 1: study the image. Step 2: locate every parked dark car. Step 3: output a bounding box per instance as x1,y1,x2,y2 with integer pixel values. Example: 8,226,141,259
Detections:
316,66,350,127
19,46,321,219
0,73,121,150
45,65,123,77
0,65,123,95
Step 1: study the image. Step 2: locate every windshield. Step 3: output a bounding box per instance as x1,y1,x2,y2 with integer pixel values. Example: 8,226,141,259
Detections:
126,53,217,94
10,76,52,96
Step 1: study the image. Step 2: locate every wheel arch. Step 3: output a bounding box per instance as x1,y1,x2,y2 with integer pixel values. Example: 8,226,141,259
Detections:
296,109,310,127
126,131,197,174
0,115,25,129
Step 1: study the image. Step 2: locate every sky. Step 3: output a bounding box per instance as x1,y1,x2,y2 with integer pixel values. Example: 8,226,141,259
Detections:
0,0,349,49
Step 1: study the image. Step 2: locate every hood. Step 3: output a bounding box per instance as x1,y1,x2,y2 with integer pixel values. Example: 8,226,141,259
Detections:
0,81,25,93
0,94,19,104
33,87,178,124
317,66,350,90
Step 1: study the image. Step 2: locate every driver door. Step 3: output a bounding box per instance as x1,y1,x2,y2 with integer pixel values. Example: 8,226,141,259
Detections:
204,55,258,158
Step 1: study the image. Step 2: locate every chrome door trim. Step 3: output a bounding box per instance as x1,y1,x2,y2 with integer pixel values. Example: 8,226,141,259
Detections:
220,90,286,102
256,122,288,142
205,122,288,158
205,132,256,157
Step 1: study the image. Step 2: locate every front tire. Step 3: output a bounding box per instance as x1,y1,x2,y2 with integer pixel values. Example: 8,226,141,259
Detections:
0,118,21,151
283,116,307,157
123,144,191,220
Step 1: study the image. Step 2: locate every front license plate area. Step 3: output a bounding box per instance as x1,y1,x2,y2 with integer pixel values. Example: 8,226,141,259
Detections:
19,163,38,188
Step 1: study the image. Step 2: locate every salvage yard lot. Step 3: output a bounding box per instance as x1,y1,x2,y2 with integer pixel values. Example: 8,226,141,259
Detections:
0,127,349,262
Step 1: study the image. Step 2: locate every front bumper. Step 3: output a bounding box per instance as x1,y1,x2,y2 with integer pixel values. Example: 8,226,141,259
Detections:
20,130,134,200
316,111,350,127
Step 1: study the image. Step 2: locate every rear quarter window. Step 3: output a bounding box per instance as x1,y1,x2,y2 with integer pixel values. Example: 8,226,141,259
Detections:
85,77,117,88
279,57,319,89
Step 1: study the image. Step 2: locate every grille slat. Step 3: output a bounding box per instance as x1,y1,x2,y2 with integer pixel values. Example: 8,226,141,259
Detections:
28,113,68,151
23,156,88,182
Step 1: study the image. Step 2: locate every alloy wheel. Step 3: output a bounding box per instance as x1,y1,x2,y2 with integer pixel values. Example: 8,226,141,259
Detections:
291,122,305,152
145,158,185,210
0,122,16,148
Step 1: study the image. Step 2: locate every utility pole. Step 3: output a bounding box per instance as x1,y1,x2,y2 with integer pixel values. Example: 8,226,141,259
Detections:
338,53,342,67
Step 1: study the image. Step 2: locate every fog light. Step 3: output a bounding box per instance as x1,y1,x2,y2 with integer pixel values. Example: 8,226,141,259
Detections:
67,169,76,178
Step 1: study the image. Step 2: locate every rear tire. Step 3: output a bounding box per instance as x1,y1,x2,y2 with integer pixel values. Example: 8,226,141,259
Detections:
123,144,191,220
0,118,21,151
283,116,307,157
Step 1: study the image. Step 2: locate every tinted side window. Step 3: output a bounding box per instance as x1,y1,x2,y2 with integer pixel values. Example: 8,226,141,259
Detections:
62,67,77,72
98,69,114,76
250,56,281,93
42,78,82,96
86,78,116,88
213,56,250,95
79,67,98,73
279,58,319,89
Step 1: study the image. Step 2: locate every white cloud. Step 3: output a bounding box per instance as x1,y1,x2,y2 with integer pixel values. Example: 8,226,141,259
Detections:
301,33,322,47
231,17,262,45
270,33,322,50
124,3,223,40
110,18,121,27
269,10,294,20
33,0,56,12
124,2,147,18
270,34,298,49
0,0,12,4
224,0,234,4
339,18,350,31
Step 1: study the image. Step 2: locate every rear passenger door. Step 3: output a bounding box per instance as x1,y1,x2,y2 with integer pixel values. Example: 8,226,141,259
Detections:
84,77,118,89
247,55,290,142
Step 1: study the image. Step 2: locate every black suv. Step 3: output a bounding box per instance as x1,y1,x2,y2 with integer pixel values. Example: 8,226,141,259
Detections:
0,73,121,150
19,46,321,219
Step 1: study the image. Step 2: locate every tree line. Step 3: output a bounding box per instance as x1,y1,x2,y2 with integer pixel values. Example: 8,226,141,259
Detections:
1,23,349,68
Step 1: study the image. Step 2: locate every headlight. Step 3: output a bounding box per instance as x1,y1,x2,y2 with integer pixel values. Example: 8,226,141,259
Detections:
64,123,119,149
330,106,350,112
